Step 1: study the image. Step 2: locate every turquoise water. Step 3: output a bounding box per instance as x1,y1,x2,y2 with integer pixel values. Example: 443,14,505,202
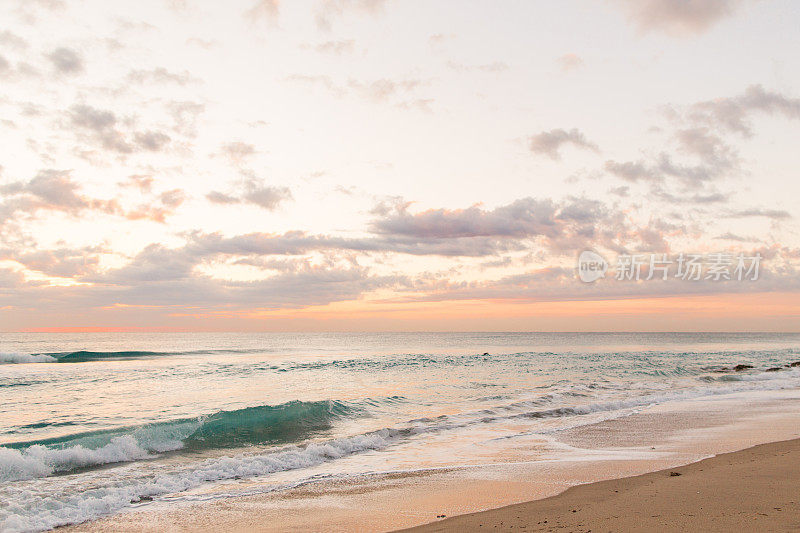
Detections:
2,332,800,531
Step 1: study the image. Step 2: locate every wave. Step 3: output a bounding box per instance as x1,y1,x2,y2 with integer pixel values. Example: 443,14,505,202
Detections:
0,430,397,533
0,399,367,483
0,348,263,364
3,346,799,370
0,352,57,364
2,371,800,532
9,367,796,485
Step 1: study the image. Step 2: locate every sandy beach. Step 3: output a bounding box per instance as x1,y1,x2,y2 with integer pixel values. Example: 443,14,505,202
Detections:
402,438,800,532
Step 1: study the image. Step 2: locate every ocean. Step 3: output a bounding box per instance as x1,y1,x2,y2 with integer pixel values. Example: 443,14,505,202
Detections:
2,332,800,532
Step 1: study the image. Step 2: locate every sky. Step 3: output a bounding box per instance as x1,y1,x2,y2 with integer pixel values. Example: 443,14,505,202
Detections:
1,0,799,332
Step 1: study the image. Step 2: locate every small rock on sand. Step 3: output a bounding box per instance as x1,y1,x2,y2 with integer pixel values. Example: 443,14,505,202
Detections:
733,364,754,371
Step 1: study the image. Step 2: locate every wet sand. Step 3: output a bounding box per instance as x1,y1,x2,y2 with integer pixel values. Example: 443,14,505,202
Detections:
401,437,800,532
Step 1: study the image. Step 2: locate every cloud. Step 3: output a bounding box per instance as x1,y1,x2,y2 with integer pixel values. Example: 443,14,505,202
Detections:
347,78,424,102
605,127,737,188
0,246,101,277
368,196,664,255
285,74,341,94
0,170,186,227
615,0,745,36
728,208,792,220
287,74,430,110
0,30,28,50
246,0,280,23
714,232,759,242
302,39,355,55
372,198,564,239
70,104,115,130
428,33,454,46
119,174,154,192
556,53,583,72
69,104,172,154
159,189,187,208
206,191,240,205
651,186,729,204
243,181,292,210
529,128,599,160
220,141,257,163
609,185,630,197
446,61,508,73
167,100,205,137
45,47,83,74
604,160,653,182
604,85,800,193
133,130,171,151
314,0,386,31
0,169,120,223
126,67,197,85
688,85,800,136
207,173,292,211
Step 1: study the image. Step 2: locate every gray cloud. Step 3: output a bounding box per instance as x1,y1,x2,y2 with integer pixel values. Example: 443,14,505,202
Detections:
605,150,736,188
243,182,292,210
368,196,667,256
604,160,653,182
167,100,205,137
45,47,83,74
728,208,792,220
714,232,759,242
133,130,171,151
651,186,729,204
220,141,257,163
615,0,745,36
206,191,240,205
604,85,800,194
0,30,28,50
69,104,172,154
207,173,292,211
0,169,186,227
126,67,197,85
0,246,101,277
0,169,120,224
688,85,800,136
529,128,599,160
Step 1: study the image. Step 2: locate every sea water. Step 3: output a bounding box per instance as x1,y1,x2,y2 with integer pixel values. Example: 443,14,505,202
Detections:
1,332,800,531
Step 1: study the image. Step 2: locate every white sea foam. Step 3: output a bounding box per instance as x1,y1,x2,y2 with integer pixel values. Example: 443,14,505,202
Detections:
0,352,56,364
0,432,395,532
0,436,163,483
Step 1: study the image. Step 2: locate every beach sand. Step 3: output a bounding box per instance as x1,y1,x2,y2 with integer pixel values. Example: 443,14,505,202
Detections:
400,437,800,532
66,392,800,532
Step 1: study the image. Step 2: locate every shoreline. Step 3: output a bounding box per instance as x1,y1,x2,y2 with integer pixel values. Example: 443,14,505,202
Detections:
63,390,800,532
399,437,800,532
